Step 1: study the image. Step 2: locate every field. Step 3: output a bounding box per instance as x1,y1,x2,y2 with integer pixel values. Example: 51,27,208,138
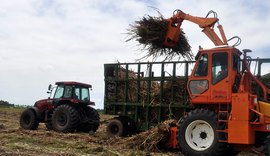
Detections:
0,106,258,156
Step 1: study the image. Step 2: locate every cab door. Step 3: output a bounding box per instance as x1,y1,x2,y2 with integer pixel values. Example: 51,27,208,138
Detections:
210,51,231,102
188,53,210,103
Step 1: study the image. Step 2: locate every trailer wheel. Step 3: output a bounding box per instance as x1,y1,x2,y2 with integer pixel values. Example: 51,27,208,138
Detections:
118,117,137,136
20,108,39,130
106,119,124,137
264,135,270,156
52,104,79,133
178,109,227,156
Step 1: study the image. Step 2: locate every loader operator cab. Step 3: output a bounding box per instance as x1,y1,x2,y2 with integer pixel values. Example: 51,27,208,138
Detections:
48,81,94,105
188,47,241,104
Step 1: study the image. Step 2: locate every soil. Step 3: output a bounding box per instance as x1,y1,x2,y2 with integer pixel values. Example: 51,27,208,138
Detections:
0,106,258,156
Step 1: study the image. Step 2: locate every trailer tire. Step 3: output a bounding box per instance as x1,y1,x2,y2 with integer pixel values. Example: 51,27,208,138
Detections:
20,108,39,130
178,109,227,156
52,104,79,133
106,119,124,137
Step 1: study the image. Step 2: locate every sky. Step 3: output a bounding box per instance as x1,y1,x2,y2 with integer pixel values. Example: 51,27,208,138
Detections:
0,0,270,109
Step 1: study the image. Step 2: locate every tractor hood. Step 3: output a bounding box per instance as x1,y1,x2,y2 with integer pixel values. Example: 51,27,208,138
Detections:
34,98,54,111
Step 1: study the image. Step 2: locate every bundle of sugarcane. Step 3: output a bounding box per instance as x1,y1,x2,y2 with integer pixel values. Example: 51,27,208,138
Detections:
126,14,193,61
259,73,270,88
115,68,138,102
115,67,160,103
116,120,176,152
162,76,187,104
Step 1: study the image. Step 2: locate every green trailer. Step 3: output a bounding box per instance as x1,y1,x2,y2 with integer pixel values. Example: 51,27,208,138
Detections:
104,58,270,137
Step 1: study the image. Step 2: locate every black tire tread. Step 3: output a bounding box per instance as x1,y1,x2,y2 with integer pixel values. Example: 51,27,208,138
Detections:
52,104,79,133
106,119,124,137
77,106,100,132
178,109,228,156
264,135,270,156
20,108,39,130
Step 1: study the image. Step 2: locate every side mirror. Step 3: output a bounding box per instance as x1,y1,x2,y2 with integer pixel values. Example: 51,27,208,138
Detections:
47,84,52,94
48,84,52,91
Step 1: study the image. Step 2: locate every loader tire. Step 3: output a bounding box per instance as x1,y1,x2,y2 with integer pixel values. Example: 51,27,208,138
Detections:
264,135,270,156
178,109,227,156
106,119,124,137
20,108,39,130
77,106,100,133
52,104,79,133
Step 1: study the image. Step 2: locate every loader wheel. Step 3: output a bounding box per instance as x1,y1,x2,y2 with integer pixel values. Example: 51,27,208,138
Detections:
52,104,79,133
106,119,124,137
178,109,227,156
264,135,270,156
77,106,100,133
20,108,39,130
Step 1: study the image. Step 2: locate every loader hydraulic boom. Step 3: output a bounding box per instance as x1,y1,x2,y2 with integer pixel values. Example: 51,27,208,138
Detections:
164,10,228,47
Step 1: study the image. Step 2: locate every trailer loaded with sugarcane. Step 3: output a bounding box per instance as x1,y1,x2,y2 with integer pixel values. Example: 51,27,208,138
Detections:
104,9,270,155
104,61,193,137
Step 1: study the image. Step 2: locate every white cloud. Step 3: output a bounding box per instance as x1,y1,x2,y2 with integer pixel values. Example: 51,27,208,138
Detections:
0,0,269,108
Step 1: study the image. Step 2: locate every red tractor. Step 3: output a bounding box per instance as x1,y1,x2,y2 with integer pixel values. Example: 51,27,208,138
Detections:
20,81,100,133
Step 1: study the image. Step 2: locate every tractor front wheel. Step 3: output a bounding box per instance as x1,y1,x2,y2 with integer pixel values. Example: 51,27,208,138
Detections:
52,104,79,133
20,108,39,130
178,109,227,156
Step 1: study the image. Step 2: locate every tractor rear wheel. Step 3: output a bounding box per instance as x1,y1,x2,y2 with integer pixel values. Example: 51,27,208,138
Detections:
178,109,227,156
20,108,39,130
52,104,79,133
77,106,100,133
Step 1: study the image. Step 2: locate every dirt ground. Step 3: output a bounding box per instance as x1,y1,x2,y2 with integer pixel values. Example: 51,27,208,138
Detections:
0,106,258,156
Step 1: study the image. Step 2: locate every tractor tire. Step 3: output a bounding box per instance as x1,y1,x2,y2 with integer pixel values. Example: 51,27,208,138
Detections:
51,104,79,133
178,109,227,156
106,119,125,137
20,108,39,130
45,121,53,131
77,106,100,133
264,135,270,156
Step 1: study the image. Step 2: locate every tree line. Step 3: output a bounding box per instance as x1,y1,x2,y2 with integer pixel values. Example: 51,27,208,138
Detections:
0,100,14,107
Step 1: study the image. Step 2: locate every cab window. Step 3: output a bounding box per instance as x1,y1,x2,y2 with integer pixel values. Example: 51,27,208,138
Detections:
63,86,72,98
194,54,208,76
81,88,90,101
74,87,90,101
212,52,228,84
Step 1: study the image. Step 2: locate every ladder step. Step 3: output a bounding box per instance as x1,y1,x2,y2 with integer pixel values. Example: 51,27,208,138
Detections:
218,120,228,122
216,129,228,133
218,110,229,113
218,140,228,142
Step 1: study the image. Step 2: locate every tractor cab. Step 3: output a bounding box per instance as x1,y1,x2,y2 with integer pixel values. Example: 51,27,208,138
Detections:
48,81,95,106
188,46,241,104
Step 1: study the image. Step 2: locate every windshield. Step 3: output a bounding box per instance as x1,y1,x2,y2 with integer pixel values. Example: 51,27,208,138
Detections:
53,85,73,99
53,85,64,99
